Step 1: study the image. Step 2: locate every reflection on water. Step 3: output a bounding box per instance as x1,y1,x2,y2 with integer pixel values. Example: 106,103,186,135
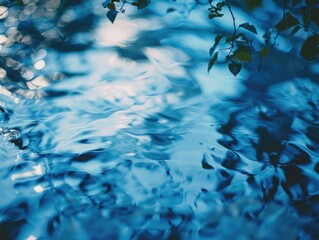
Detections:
0,0,319,239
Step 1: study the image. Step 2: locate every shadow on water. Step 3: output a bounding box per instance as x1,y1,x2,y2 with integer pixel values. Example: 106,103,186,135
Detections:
0,0,319,239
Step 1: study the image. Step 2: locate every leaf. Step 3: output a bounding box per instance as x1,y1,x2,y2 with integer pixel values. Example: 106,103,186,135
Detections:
215,35,223,43
107,10,118,23
275,12,299,31
228,62,242,76
234,49,252,62
235,33,247,42
246,0,262,10
259,46,269,57
107,2,116,10
292,0,303,7
311,8,319,27
216,1,226,10
290,25,301,36
167,8,175,13
102,0,111,8
239,22,258,34
225,36,233,43
208,52,218,72
300,35,319,61
302,9,311,27
132,0,151,9
209,12,223,19
209,35,223,56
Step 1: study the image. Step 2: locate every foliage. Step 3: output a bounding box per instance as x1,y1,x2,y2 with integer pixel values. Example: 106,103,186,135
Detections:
207,0,319,76
100,0,319,76
102,0,150,23
2,0,319,77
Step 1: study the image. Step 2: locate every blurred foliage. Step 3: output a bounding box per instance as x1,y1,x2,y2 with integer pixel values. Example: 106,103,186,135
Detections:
0,0,96,92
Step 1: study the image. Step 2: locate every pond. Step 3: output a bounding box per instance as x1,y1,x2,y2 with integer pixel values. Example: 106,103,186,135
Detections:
0,0,318,239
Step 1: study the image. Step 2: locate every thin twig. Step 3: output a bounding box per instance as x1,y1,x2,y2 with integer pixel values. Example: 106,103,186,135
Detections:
272,0,288,46
225,0,237,54
225,0,236,35
0,8,9,16
119,0,126,11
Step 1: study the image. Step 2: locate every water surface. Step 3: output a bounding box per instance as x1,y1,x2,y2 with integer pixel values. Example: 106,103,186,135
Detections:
0,1,318,239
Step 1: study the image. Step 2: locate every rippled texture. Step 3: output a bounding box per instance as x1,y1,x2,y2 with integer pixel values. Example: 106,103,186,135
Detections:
0,1,319,239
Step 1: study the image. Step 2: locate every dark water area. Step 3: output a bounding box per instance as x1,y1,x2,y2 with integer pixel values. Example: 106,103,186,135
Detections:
0,0,319,239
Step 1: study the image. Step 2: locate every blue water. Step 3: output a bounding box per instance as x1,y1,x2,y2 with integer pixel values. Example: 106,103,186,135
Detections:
0,1,319,239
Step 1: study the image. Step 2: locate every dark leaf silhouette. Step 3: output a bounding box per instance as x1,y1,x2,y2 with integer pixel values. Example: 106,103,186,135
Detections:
228,62,242,76
209,35,223,56
259,46,269,57
275,12,299,31
167,8,175,13
107,10,118,23
102,0,111,8
107,2,116,10
300,35,319,61
234,49,252,62
292,0,303,6
239,22,258,34
132,0,151,9
246,0,262,10
208,52,218,72
311,8,319,27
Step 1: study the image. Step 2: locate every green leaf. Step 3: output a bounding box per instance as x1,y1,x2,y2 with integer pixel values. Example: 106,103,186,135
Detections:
208,52,219,72
290,25,301,36
216,1,226,10
234,49,252,62
209,12,223,19
107,2,116,10
300,35,319,61
239,22,258,34
259,47,269,57
107,10,118,23
275,12,299,31
228,62,242,76
225,36,233,43
246,0,262,10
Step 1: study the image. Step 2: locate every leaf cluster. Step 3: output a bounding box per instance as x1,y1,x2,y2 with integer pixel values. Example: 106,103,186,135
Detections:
207,0,319,76
102,0,151,23
101,0,318,76
208,1,225,19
